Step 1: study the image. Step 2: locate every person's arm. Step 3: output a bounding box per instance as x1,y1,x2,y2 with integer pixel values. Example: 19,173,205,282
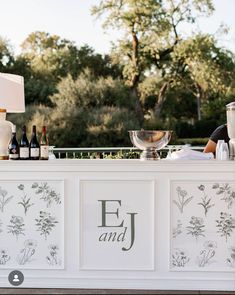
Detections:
204,139,216,153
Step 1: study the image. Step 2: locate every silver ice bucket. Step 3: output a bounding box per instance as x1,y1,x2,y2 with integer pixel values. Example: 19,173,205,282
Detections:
129,130,172,160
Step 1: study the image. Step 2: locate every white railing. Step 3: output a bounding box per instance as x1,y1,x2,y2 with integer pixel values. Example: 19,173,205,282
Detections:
52,145,204,159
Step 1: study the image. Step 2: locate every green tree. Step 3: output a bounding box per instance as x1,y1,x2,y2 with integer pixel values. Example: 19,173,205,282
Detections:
18,31,122,106
71,44,122,79
0,37,14,71
50,69,134,109
21,31,122,80
171,34,235,120
21,31,76,80
92,0,214,122
33,70,139,147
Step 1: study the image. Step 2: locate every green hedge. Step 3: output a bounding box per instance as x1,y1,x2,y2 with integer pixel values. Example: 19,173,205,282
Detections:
173,137,209,146
175,120,217,138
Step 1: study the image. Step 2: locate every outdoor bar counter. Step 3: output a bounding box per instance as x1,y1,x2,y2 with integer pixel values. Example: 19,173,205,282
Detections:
0,159,235,291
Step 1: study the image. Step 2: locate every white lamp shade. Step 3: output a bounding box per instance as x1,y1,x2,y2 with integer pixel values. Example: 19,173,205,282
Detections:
0,73,25,113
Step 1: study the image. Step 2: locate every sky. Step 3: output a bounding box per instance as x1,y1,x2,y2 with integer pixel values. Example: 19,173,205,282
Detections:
0,0,234,55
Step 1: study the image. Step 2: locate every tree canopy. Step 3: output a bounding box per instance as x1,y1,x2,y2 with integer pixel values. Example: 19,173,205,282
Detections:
91,0,234,123
1,0,235,147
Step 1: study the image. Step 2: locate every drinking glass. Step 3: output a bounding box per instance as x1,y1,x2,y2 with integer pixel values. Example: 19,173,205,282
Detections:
219,142,229,161
216,140,224,160
48,146,56,160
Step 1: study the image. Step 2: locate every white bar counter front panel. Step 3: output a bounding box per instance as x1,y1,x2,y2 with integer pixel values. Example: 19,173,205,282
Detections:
0,159,234,291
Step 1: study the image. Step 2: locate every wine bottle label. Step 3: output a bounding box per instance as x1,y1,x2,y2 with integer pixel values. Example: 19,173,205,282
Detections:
20,147,29,158
40,146,49,158
9,153,19,159
30,148,40,157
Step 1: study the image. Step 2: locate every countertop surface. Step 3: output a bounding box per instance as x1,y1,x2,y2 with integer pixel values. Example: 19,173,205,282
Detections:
0,159,234,172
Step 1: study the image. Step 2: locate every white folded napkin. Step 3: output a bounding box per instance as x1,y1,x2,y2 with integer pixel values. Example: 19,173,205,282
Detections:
168,147,214,160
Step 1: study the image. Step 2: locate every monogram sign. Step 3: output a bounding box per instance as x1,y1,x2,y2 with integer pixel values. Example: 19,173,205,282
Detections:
98,200,138,251
80,179,154,270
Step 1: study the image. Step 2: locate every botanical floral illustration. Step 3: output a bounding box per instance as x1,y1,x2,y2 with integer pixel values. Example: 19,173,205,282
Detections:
17,184,34,215
197,241,217,267
197,185,215,216
172,182,235,270
7,215,25,240
186,216,205,241
226,247,235,267
216,212,235,242
0,180,63,269
0,186,13,212
35,211,58,240
173,186,193,214
212,183,235,209
32,182,61,208
172,248,190,267
17,239,37,265
172,219,183,238
46,244,61,266
0,249,10,265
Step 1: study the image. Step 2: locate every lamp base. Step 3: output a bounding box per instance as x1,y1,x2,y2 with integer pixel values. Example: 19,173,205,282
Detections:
0,110,13,160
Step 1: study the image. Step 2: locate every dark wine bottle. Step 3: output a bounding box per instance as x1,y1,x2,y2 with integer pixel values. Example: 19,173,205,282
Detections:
9,125,19,160
29,125,40,160
40,126,49,160
19,125,29,160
